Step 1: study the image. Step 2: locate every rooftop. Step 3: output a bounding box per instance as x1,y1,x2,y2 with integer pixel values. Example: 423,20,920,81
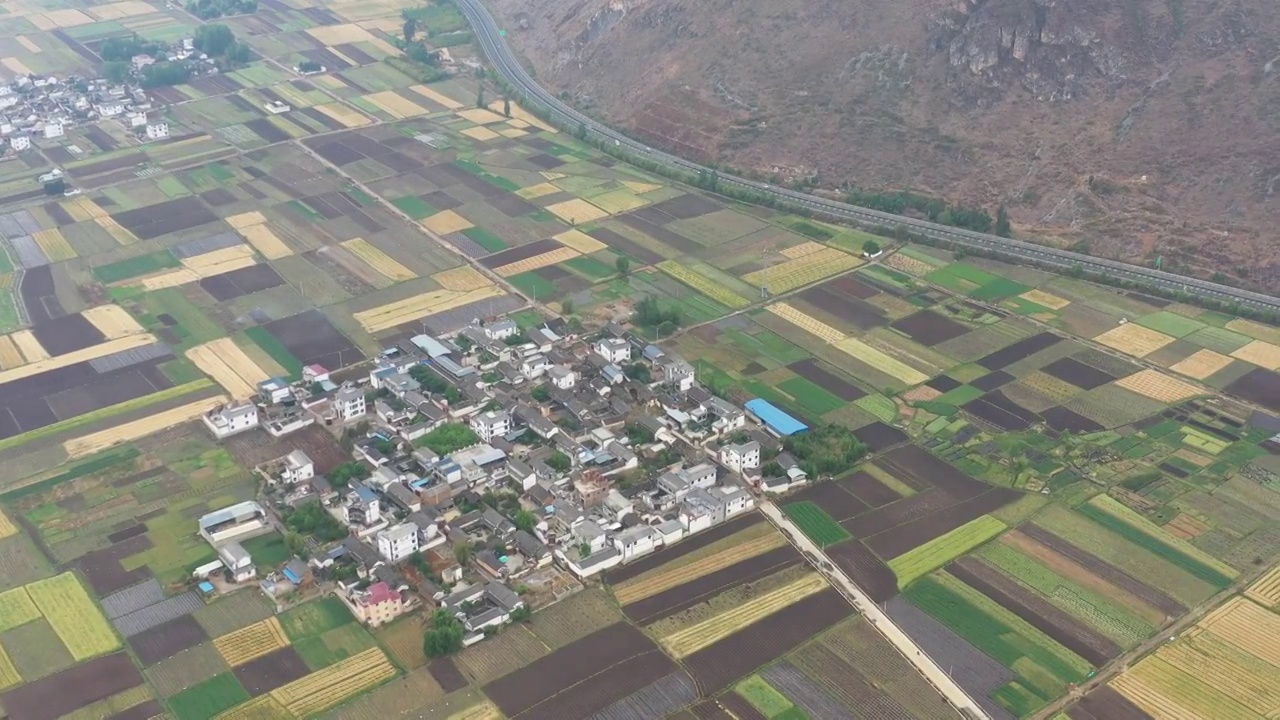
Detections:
744,398,809,436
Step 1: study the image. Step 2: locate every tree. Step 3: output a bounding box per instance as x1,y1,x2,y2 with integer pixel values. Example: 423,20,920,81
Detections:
103,61,130,84
415,422,479,454
476,85,485,109
615,256,630,276
502,96,511,117
623,363,651,383
194,23,235,56
513,510,536,533
329,461,370,488
509,606,532,623
530,384,551,403
578,542,591,559
995,205,1012,237
403,16,417,42
560,298,574,315
223,41,252,66
453,542,474,566
575,122,587,141
546,451,571,473
862,239,881,256
283,503,346,542
423,610,464,657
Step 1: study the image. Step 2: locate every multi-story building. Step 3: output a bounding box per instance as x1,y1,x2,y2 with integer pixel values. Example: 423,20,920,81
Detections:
720,441,761,474
334,385,367,422
470,410,511,443
376,522,420,562
348,582,404,627
202,401,259,438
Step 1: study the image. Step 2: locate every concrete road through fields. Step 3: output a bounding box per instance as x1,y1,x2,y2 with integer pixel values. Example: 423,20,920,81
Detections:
760,501,990,720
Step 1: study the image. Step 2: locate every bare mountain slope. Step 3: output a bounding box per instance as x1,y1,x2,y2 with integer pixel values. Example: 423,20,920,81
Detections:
489,0,1280,292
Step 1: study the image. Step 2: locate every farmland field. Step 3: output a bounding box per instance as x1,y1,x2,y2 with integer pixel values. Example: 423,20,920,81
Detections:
782,502,850,547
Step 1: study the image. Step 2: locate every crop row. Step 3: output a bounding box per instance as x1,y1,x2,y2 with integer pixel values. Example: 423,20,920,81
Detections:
888,515,1005,587
661,573,826,658
214,617,289,666
614,532,784,605
272,648,396,717
743,249,861,294
658,261,749,309
27,573,119,661
213,695,291,720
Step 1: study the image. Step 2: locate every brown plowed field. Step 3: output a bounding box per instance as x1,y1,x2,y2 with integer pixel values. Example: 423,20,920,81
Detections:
841,490,957,539
977,332,1062,370
1,652,142,720
1019,524,1186,617
825,540,899,604
790,643,917,720
839,471,903,508
851,422,909,452
1042,357,1116,390
788,482,868,521
502,652,678,720
877,445,988,500
949,557,1120,666
682,588,853,695
234,647,310,696
606,513,762,584
714,694,764,719
787,359,865,401
623,545,801,625
1069,686,1153,720
864,487,1018,559
890,310,970,346
427,657,467,692
483,623,659,717
128,615,209,666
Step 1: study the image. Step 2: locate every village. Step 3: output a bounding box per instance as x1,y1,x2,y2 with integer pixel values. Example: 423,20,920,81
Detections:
194,313,818,647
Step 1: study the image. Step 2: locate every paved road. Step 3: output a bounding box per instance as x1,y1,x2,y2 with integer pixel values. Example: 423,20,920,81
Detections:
760,501,989,720
455,0,1280,314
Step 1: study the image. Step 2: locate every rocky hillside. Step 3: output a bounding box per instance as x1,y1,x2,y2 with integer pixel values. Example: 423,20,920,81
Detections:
488,0,1280,292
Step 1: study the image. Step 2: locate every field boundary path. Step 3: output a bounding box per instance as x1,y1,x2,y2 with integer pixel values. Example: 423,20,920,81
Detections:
760,500,990,720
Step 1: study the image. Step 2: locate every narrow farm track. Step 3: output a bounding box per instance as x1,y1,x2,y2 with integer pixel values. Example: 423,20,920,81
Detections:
760,501,989,719
457,0,1280,314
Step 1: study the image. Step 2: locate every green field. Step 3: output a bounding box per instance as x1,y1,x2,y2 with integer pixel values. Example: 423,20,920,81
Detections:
391,195,436,219
243,327,304,380
167,672,250,720
888,516,1006,588
782,502,850,547
93,251,180,284
279,596,355,641
906,572,1091,716
294,623,377,671
241,533,289,570
508,271,556,299
1134,311,1206,338
1080,496,1235,587
970,278,1030,301
462,227,508,252
735,675,796,717
778,377,845,415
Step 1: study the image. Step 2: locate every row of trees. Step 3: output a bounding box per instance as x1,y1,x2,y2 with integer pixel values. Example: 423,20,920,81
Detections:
633,295,681,338
185,0,257,20
844,187,1004,235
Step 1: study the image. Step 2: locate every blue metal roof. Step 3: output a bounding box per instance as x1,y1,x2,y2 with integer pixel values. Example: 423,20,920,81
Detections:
283,566,302,583
745,398,808,436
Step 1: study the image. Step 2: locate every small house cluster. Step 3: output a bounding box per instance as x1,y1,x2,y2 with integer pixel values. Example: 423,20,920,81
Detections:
199,314,810,646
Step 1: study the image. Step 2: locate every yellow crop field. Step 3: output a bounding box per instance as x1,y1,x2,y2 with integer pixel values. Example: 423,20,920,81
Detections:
86,0,154,20
187,339,269,398
27,573,119,660
614,532,787,605
660,574,827,658
1171,349,1234,380
16,36,40,53
460,126,500,141
215,618,289,666
240,224,293,260
487,100,555,133
364,91,427,119
1094,323,1175,357
82,305,145,339
835,337,930,385
342,239,415,282
0,334,155,385
138,268,200,290
1230,340,1280,370
421,209,473,235
766,302,845,343
1227,318,1280,345
589,189,648,215
456,108,505,125
498,127,527,138
516,182,560,200
354,286,504,333
1115,369,1204,403
1111,666,1204,720
95,216,137,245
742,248,861,294
1,58,32,75
314,102,370,128
32,228,75,262
65,395,227,458
10,330,47,363
494,247,581,277
182,245,257,277
545,198,609,225
0,336,21,370
215,695,292,720
1157,632,1280,715
28,9,94,30
1199,596,1280,668
1245,566,1280,608
0,510,17,540
64,196,107,221
307,23,376,44
409,84,463,109
431,266,493,292
553,229,607,254
658,261,750,309
622,181,662,194
884,253,932,276
780,241,827,259
227,211,267,230
271,647,397,717
0,645,18,689
0,587,38,630
1021,289,1071,310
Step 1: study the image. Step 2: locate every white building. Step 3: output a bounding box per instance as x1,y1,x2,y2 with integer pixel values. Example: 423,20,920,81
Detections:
720,441,761,474
97,103,124,117
202,401,259,438
484,320,518,340
334,386,367,422
594,338,631,364
43,122,63,139
376,522,420,562
9,135,29,151
198,501,268,543
145,122,169,140
613,525,660,561
281,450,314,484
548,365,576,390
470,410,511,443
217,541,255,582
